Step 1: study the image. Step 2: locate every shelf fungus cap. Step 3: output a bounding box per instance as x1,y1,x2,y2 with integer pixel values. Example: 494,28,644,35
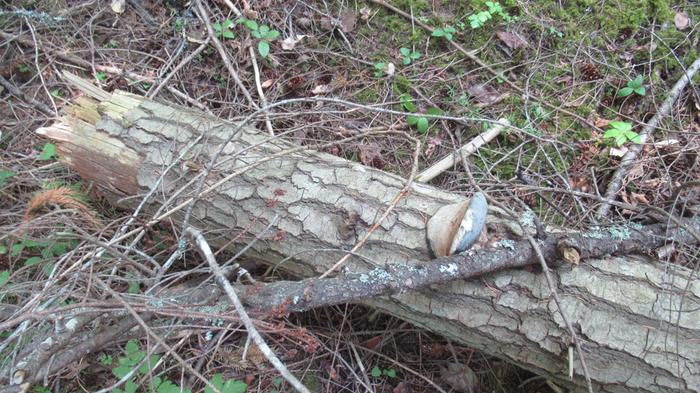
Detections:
427,192,488,257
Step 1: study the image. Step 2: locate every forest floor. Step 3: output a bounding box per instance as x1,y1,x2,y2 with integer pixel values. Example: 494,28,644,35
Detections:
1,0,699,392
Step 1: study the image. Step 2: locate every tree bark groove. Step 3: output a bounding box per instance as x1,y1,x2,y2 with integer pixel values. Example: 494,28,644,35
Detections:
35,89,700,393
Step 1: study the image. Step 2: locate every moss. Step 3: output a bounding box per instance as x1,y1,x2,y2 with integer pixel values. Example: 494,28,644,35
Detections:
354,87,380,104
533,0,672,38
391,0,429,13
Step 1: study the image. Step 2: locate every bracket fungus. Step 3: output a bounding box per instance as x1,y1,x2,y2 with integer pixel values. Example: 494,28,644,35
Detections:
426,192,488,257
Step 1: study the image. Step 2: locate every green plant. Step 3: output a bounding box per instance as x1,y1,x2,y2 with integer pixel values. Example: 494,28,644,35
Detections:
0,170,15,187
37,143,57,161
373,62,388,77
547,26,564,38
98,353,113,366
370,365,397,378
213,19,235,40
603,121,641,146
0,270,9,289
431,26,456,40
399,47,421,65
238,18,280,58
103,39,118,48
618,75,645,97
399,93,443,134
95,71,107,81
204,373,247,393
10,236,78,276
268,377,283,393
468,1,512,29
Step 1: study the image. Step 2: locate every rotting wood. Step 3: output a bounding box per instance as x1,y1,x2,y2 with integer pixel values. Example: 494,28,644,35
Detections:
26,84,700,393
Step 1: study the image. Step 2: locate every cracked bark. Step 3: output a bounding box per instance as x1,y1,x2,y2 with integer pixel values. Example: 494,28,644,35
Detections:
32,89,700,393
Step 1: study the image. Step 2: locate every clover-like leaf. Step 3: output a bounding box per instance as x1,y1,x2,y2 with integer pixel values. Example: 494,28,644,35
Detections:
37,143,57,160
0,270,9,289
618,87,634,97
416,117,429,133
400,47,410,56
629,75,643,88
258,41,270,58
370,366,382,378
609,121,632,132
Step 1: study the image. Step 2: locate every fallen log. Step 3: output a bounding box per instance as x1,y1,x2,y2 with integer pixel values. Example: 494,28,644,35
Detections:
28,77,700,393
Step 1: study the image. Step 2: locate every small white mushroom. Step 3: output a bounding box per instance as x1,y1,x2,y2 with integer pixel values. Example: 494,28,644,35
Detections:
427,192,488,257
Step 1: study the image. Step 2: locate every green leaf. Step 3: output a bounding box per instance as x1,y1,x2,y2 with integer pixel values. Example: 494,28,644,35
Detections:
244,20,258,30
0,270,9,288
128,280,141,294
634,86,646,96
205,374,247,393
156,379,180,393
124,380,138,393
25,256,42,267
385,369,397,378
37,143,57,161
400,47,410,56
416,117,429,133
629,75,643,88
258,41,270,58
272,377,282,388
10,243,24,257
426,107,444,116
223,30,235,39
406,115,419,126
0,245,6,254
125,340,140,357
615,135,626,146
625,131,642,144
432,29,445,37
266,30,280,40
96,71,107,81
112,365,132,379
603,128,621,138
213,22,222,32
411,51,421,59
403,57,411,65
618,87,633,97
0,171,15,187
222,19,233,29
138,354,161,374
259,25,270,34
399,94,417,112
610,121,632,132
370,366,382,377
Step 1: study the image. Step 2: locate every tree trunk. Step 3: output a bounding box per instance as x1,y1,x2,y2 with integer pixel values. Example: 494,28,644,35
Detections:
35,85,700,393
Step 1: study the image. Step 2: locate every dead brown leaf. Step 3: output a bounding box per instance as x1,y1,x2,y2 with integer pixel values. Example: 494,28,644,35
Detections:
496,31,529,49
440,363,479,393
594,117,610,128
467,84,505,106
339,9,356,32
393,382,413,393
359,143,384,169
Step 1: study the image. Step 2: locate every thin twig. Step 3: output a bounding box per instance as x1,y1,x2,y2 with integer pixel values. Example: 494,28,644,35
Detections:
185,227,311,393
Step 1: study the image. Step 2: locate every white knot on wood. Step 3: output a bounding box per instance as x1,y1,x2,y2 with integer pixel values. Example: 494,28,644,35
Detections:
426,192,488,257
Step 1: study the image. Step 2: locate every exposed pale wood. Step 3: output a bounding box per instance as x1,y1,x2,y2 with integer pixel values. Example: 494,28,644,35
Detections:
416,119,507,182
34,87,700,393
